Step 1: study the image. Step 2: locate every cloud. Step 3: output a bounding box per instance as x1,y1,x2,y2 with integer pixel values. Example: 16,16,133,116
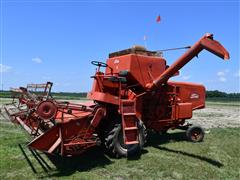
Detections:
217,70,229,82
217,69,230,77
219,77,226,82
0,64,12,73
217,71,225,76
182,75,191,80
32,57,42,63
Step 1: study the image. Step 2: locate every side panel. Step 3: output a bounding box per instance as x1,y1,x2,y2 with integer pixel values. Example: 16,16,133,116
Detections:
169,81,206,110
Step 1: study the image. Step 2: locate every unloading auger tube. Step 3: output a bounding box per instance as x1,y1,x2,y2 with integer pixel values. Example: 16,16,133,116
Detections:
145,33,230,91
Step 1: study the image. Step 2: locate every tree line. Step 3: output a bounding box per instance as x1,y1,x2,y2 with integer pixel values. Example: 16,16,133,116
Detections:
0,90,239,99
206,90,240,98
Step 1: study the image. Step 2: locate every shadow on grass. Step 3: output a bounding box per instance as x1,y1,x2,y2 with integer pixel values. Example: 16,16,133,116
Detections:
46,146,112,177
18,144,37,174
146,131,188,146
18,144,112,177
147,131,224,168
155,146,224,168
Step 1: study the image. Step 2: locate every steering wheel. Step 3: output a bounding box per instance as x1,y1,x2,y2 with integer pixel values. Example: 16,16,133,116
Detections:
91,61,108,68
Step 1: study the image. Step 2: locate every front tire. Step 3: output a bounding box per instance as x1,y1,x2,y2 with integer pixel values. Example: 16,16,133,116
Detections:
105,121,146,158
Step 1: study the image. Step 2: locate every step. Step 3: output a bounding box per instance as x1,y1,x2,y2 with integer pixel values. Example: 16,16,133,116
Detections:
124,127,138,131
125,141,139,145
123,113,136,116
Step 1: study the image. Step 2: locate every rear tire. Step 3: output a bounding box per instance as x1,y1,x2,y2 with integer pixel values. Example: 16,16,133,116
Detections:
105,121,147,158
186,125,205,142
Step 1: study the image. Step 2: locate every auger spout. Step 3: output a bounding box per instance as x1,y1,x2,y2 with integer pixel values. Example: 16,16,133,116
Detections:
145,33,230,90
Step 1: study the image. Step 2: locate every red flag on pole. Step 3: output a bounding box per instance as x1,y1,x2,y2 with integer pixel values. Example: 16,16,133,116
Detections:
156,15,161,23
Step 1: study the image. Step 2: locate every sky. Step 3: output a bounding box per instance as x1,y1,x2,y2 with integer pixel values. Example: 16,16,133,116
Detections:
0,0,239,92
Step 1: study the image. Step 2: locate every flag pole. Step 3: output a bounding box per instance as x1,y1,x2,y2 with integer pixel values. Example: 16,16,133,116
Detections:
143,35,147,48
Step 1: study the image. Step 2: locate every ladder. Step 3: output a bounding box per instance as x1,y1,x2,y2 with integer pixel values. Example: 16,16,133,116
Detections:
120,99,139,145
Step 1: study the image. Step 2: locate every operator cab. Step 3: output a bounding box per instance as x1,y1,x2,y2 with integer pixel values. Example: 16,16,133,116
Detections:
88,46,168,102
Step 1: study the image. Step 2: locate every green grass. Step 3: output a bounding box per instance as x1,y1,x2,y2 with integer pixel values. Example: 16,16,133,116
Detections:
0,119,239,179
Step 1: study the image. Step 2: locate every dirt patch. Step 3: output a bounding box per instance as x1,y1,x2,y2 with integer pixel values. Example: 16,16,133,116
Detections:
190,103,240,129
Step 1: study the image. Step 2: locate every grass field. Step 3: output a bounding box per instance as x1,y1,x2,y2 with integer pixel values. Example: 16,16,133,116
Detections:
0,98,239,179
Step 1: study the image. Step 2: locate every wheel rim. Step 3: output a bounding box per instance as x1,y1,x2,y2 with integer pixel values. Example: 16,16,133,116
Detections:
191,128,203,141
37,101,57,119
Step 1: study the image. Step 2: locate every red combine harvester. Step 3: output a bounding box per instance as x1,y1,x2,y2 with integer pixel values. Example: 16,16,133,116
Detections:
5,33,229,157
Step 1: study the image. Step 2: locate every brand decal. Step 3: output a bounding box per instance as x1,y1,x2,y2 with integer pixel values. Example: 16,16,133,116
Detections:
190,93,199,99
114,59,119,64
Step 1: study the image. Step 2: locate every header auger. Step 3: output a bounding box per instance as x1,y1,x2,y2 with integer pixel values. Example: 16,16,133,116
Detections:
4,33,229,158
